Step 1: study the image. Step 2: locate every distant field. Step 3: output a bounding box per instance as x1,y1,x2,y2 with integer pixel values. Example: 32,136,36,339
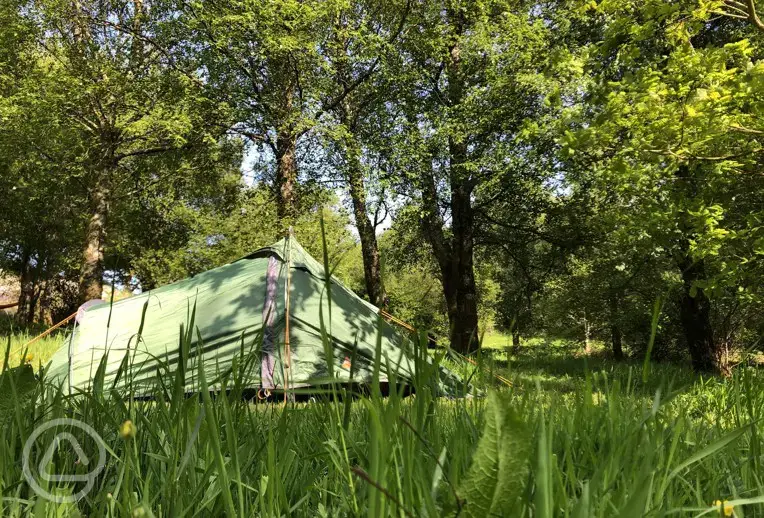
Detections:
480,331,599,352
480,331,512,349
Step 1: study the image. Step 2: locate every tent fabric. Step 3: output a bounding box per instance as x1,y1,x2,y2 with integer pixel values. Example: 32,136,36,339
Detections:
47,237,457,396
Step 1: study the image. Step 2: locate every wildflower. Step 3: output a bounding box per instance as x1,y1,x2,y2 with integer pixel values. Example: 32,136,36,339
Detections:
119,419,137,440
714,500,734,517
24,353,33,364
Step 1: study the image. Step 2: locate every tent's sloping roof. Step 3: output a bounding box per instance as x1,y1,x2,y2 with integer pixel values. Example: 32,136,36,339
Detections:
244,237,379,314
285,238,380,314
74,242,286,320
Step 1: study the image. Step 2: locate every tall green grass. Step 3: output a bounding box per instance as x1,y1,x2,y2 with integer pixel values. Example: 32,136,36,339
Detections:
1,326,764,516
1,240,762,517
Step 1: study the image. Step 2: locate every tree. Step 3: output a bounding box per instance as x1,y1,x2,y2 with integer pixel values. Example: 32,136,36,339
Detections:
564,0,764,372
178,0,401,230
385,0,564,353
0,1,85,322
9,0,230,304
320,0,410,306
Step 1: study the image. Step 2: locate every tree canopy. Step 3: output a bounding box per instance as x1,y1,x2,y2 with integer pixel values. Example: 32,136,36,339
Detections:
1,0,763,373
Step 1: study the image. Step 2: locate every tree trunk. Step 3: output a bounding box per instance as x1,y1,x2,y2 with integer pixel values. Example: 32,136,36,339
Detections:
275,130,297,226
583,311,592,354
673,164,723,374
419,167,460,343
442,7,479,354
512,330,521,353
345,142,384,306
78,184,108,304
677,255,722,373
274,84,298,226
37,279,53,325
609,291,624,360
449,179,479,353
611,320,623,360
419,175,478,354
16,250,37,324
71,0,90,45
131,0,144,59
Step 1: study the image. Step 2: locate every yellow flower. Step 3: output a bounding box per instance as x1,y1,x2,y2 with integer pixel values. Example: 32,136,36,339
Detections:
714,500,734,517
119,419,137,440
24,353,33,364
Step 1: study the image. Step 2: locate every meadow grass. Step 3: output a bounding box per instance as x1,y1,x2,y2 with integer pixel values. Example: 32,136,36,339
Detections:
0,321,763,517
0,313,67,371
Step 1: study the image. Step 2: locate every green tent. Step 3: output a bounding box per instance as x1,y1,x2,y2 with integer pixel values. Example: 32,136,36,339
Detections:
47,237,459,396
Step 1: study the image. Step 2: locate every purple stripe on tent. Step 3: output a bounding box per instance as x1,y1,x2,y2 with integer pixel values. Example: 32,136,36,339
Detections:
261,256,279,389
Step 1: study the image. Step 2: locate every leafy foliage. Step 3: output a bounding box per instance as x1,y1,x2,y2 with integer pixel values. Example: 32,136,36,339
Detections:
458,392,531,517
2,0,764,366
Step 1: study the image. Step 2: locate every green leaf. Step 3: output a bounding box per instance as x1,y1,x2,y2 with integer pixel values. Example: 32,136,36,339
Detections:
459,392,531,517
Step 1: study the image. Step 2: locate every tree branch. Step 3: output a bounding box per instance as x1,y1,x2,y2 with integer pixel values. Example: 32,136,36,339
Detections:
477,210,569,247
92,18,204,87
313,0,412,125
720,0,764,30
114,144,185,161
745,0,764,29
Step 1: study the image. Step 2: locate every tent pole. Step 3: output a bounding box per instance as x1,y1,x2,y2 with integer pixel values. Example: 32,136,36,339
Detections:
284,228,293,403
